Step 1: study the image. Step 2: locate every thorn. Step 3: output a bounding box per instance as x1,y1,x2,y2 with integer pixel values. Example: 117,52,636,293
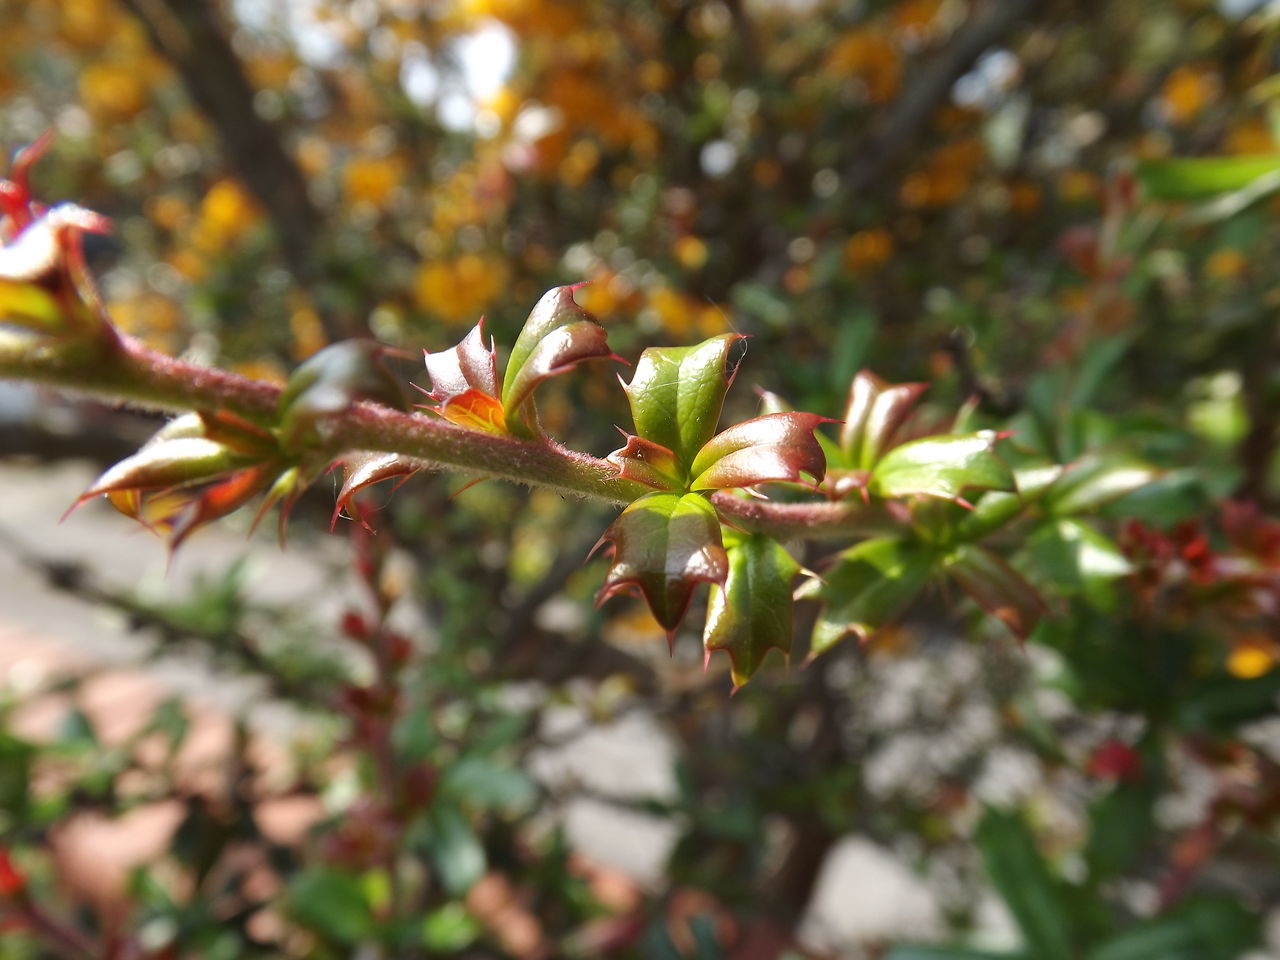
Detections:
449,476,485,500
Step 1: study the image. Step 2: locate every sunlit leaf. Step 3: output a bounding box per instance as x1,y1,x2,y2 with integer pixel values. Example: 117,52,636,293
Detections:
607,434,685,491
958,465,1064,541
798,537,935,656
1136,154,1280,199
594,491,727,639
75,437,251,506
869,431,1015,503
500,284,615,422
840,370,927,469
333,452,424,531
622,333,745,472
689,412,829,491
704,533,799,688
423,320,506,432
1044,455,1158,515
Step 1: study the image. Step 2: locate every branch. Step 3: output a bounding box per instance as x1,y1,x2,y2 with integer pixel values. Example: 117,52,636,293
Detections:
0,330,885,538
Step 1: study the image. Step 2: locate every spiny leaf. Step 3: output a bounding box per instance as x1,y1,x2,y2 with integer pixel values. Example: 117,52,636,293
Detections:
74,437,252,508
799,536,935,657
594,491,727,641
607,434,685,491
424,319,500,401
622,333,745,473
165,464,277,552
945,545,1046,639
869,431,1015,504
500,284,615,423
689,412,830,491
840,370,927,470
423,321,506,431
0,204,111,335
278,340,407,449
333,452,424,531
704,533,799,689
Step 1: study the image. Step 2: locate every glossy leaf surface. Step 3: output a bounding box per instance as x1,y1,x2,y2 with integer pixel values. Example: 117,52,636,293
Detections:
704,533,799,689
840,370,927,469
869,431,1015,503
799,537,935,656
594,491,727,635
499,284,614,420
689,412,828,491
607,434,685,491
622,333,744,471
333,452,424,530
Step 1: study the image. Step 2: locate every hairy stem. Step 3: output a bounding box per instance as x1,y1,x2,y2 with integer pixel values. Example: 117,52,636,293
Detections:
0,330,885,537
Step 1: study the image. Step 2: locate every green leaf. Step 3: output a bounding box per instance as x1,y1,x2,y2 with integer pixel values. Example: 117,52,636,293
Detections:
500,284,614,422
945,545,1045,639
332,452,423,530
595,491,728,637
279,340,407,448
1087,896,1261,960
1028,519,1131,609
426,805,486,896
958,465,1064,541
288,867,375,944
869,432,1015,504
1136,154,1280,199
0,733,34,819
976,809,1075,960
622,334,745,472
1085,780,1155,882
800,537,935,656
607,434,686,491
840,370,927,470
1045,456,1158,516
75,438,250,504
441,757,537,813
689,413,829,491
423,903,480,951
704,533,799,688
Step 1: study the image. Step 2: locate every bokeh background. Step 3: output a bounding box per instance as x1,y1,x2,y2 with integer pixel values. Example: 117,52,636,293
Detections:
2,0,1280,957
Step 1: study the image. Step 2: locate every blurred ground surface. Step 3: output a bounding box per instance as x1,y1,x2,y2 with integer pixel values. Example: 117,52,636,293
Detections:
18,457,1274,955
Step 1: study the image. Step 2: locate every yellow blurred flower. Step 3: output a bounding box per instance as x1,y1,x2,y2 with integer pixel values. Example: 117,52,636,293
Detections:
674,235,709,271
60,0,115,46
344,155,405,209
844,228,895,271
1228,640,1275,680
194,179,260,252
414,255,508,325
145,195,191,233
1162,65,1220,125
289,304,328,360
1058,169,1101,204
79,62,147,120
1206,248,1247,281
1226,118,1276,155
826,29,901,104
